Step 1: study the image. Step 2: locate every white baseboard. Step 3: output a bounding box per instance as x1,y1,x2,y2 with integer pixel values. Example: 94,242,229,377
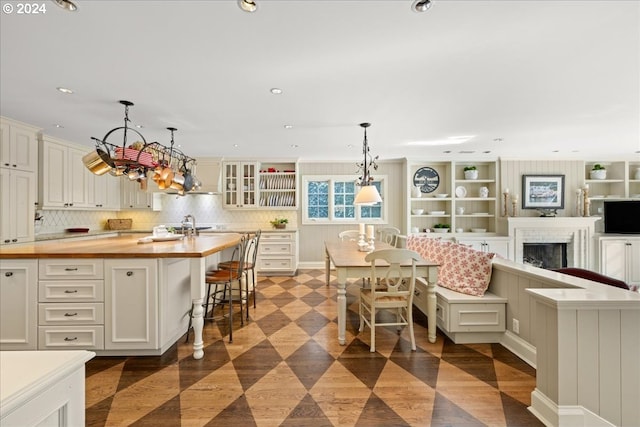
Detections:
500,330,537,368
297,261,326,270
529,389,616,427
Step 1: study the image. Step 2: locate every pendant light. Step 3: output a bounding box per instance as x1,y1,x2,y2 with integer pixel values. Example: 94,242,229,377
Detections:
354,122,382,205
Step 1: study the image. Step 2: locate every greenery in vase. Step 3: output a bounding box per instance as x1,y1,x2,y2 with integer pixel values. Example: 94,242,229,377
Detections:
433,223,450,229
591,164,605,170
270,217,288,228
463,166,477,171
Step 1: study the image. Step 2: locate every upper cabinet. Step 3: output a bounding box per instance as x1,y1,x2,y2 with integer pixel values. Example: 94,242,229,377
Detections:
258,161,297,209
222,161,258,209
38,135,90,209
0,117,39,173
222,160,298,210
407,160,498,235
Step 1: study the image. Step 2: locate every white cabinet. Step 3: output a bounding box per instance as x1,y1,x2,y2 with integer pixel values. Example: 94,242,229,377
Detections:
256,231,298,276
104,259,158,350
120,178,160,210
0,168,36,245
223,161,258,208
88,171,120,210
598,237,640,287
0,117,39,172
38,135,90,209
194,157,222,193
456,237,511,260
38,259,105,350
0,260,38,350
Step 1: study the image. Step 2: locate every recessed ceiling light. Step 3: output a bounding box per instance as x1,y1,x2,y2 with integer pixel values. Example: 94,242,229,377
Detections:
56,86,74,94
552,150,560,153
53,124,64,128
135,124,144,129
284,124,293,129
347,144,354,149
290,144,299,148
483,150,491,154
238,0,257,13
459,150,475,154
443,150,452,154
52,0,78,12
270,88,283,95
493,138,503,142
233,144,239,148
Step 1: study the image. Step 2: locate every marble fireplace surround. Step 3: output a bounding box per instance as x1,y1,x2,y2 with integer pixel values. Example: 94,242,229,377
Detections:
497,217,600,269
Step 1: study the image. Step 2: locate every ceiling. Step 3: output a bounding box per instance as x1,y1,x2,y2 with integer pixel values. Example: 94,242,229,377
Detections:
1,0,638,162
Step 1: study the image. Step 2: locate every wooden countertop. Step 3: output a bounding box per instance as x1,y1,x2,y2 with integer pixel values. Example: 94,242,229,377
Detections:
0,234,241,259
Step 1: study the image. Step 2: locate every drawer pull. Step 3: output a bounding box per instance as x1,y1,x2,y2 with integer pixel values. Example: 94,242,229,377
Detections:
64,312,78,317
4,272,13,277
64,336,78,341
64,289,78,293
126,271,134,276
65,267,79,271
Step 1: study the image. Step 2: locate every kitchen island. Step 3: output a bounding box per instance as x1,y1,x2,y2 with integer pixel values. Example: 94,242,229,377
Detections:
0,233,241,359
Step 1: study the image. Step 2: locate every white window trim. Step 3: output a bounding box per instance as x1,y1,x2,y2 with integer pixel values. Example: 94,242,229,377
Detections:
302,174,388,225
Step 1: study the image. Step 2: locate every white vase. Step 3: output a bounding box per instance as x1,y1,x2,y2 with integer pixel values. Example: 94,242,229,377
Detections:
590,169,606,180
479,186,489,198
464,170,478,180
412,186,422,198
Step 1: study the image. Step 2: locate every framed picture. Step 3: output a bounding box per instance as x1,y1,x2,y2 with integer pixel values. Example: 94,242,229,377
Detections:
522,174,565,210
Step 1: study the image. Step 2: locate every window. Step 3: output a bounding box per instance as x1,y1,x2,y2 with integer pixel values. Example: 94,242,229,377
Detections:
302,175,387,224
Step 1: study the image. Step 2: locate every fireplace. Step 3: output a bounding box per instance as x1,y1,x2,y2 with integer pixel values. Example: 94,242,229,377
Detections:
497,217,600,270
523,243,567,269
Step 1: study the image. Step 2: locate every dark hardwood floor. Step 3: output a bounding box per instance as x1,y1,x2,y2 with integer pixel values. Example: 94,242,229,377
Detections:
85,269,543,426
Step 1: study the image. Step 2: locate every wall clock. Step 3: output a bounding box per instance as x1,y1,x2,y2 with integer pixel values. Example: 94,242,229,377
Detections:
413,167,440,193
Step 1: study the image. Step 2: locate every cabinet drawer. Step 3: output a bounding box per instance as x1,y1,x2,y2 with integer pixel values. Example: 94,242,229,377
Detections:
258,258,293,271
260,242,293,255
261,233,292,242
38,326,104,349
39,259,104,280
39,280,104,302
38,303,104,325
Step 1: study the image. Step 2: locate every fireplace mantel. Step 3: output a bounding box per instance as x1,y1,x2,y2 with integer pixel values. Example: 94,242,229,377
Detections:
497,217,601,269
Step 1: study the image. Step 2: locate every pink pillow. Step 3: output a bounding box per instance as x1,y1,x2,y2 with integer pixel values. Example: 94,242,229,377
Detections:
406,236,452,265
439,244,495,296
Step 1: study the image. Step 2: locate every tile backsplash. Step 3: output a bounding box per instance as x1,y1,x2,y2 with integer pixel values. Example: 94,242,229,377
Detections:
36,194,297,234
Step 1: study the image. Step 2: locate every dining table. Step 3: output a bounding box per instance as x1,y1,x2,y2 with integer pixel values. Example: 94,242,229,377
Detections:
324,240,439,345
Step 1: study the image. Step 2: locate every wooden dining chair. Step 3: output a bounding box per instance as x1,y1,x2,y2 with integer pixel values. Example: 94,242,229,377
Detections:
359,248,421,352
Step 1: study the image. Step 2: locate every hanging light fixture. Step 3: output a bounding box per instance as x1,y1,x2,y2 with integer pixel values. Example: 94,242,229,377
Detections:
412,0,432,12
354,122,383,205
238,0,258,13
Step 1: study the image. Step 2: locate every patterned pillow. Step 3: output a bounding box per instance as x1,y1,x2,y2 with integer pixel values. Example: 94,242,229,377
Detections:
406,236,452,265
439,244,495,296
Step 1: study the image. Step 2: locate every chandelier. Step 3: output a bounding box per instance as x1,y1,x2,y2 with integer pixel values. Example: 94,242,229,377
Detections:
354,122,382,205
83,100,198,194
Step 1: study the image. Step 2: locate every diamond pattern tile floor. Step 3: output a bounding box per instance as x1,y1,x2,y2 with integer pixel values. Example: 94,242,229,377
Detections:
86,269,543,426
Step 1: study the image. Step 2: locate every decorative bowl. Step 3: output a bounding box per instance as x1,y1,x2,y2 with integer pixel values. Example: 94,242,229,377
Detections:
411,209,424,215
435,194,449,198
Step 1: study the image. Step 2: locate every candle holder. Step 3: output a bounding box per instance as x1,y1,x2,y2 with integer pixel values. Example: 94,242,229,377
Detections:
583,187,590,217
367,237,376,252
575,189,583,217
511,198,518,217
358,233,369,251
502,192,510,217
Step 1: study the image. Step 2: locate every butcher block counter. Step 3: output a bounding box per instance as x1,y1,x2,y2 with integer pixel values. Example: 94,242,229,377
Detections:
0,234,241,360
0,233,240,259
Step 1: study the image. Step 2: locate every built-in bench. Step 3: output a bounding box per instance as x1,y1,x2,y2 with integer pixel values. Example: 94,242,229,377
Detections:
407,235,507,343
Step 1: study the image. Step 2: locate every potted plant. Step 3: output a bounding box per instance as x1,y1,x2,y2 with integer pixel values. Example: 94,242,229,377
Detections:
432,223,450,233
463,165,478,180
270,217,288,229
590,164,607,180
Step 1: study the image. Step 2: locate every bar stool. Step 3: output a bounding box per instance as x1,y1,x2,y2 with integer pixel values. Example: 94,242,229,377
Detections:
185,235,247,343
217,229,261,319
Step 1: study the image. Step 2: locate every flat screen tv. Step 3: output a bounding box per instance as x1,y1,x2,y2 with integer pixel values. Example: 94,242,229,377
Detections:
604,201,640,234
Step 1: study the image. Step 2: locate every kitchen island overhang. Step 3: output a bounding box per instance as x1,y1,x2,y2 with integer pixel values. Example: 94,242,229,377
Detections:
0,233,242,359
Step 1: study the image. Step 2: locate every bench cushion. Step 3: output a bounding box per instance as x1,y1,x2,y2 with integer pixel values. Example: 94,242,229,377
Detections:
439,243,495,296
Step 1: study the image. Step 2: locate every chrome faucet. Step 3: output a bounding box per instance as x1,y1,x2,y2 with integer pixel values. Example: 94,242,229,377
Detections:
182,214,197,237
